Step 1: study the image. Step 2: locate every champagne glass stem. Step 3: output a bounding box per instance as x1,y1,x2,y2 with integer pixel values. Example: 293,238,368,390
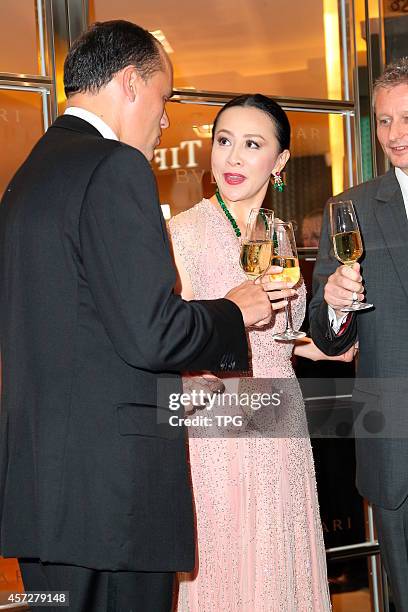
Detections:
284,303,292,334
346,263,360,308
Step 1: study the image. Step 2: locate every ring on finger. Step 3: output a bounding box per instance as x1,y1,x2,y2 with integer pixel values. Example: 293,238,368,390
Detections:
352,291,358,302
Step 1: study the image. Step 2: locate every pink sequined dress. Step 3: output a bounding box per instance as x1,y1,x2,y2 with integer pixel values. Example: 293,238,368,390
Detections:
169,199,331,612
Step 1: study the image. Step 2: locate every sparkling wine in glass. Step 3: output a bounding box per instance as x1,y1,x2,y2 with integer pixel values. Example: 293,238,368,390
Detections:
240,208,274,280
330,200,373,312
270,221,306,341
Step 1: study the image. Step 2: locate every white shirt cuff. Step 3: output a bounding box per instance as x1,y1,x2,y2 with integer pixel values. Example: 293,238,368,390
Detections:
328,305,348,334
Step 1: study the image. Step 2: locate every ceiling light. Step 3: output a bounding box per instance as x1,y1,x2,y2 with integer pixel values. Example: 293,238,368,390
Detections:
150,30,174,54
192,124,213,139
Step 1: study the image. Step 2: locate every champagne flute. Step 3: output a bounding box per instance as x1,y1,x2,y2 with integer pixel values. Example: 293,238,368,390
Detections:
240,208,274,280
270,221,306,341
330,200,373,312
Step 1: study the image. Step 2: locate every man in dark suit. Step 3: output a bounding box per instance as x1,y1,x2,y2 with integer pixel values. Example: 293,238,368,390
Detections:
0,21,288,612
310,57,408,611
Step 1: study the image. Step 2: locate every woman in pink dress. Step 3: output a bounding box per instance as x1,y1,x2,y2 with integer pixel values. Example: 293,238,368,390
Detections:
169,94,354,611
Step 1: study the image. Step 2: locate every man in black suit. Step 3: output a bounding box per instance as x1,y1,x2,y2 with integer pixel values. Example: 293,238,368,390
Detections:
310,58,408,611
0,21,288,612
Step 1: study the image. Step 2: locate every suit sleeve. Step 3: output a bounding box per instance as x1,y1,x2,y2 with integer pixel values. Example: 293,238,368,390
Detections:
79,146,248,372
309,201,357,355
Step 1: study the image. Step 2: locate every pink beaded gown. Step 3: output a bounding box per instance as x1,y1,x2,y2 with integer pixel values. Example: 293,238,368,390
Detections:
169,199,331,612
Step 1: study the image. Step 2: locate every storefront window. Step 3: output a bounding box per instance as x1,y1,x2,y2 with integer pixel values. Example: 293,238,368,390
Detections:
0,89,45,195
382,0,408,62
90,0,351,101
328,556,378,610
0,1,41,75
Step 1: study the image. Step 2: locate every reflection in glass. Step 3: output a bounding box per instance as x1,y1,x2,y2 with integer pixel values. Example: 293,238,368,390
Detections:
353,0,374,182
383,0,408,63
0,557,24,605
328,556,375,611
268,110,352,245
300,391,366,549
0,1,41,75
324,0,344,109
312,437,365,548
151,102,215,215
0,90,45,196
91,0,348,100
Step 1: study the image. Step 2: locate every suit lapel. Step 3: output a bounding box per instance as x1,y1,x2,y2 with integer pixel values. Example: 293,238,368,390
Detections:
373,169,408,298
159,212,171,248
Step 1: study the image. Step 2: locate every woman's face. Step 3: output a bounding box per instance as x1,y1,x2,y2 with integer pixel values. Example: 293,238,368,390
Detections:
211,106,288,204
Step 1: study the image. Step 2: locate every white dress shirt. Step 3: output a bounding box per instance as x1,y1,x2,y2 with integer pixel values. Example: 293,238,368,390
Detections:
64,106,118,141
395,166,408,214
328,167,408,333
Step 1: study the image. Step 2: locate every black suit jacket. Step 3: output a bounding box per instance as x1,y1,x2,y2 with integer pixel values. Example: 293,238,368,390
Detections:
310,169,408,509
0,115,248,570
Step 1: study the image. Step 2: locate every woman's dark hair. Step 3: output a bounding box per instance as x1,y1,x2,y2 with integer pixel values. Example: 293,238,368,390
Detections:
64,20,163,97
212,94,290,152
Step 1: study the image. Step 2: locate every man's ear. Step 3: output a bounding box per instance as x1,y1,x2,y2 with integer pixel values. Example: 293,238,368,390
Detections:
121,65,139,103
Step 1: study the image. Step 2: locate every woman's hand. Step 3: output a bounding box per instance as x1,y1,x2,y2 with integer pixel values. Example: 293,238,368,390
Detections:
293,338,358,362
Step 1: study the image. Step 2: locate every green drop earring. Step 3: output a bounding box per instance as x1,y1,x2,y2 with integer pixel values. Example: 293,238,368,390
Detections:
273,171,284,192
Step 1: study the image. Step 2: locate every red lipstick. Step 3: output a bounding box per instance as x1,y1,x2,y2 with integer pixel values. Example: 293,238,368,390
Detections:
224,173,246,185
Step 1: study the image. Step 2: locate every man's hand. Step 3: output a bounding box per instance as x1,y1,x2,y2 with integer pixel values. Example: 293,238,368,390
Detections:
225,280,272,327
225,266,297,327
182,373,225,413
324,262,364,316
260,265,297,311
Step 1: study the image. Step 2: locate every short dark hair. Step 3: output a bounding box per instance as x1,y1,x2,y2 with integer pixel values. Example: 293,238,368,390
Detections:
373,57,408,104
64,20,164,97
303,207,323,221
212,94,291,152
